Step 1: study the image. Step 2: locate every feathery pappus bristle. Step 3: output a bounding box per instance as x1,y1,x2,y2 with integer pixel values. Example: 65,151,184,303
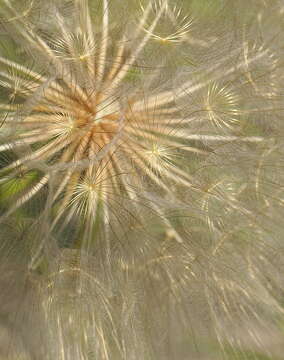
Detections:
0,0,283,359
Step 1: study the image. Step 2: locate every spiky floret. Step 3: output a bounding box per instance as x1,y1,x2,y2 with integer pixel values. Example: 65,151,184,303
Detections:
0,0,284,359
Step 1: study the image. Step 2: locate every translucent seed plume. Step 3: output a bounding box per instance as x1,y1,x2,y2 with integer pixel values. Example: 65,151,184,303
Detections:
0,1,283,360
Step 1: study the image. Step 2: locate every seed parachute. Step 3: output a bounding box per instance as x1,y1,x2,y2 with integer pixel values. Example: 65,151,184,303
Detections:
0,0,283,359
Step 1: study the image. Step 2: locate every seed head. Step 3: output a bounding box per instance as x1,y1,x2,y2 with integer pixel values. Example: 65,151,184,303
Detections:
0,0,284,359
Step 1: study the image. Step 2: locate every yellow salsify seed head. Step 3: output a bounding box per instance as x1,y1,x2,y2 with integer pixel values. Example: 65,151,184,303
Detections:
0,0,284,359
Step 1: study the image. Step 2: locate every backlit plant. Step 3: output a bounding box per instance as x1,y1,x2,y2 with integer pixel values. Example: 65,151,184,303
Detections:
0,0,283,359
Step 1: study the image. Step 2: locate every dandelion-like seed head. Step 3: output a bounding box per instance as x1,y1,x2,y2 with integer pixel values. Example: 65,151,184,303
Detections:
0,0,198,229
0,0,284,359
